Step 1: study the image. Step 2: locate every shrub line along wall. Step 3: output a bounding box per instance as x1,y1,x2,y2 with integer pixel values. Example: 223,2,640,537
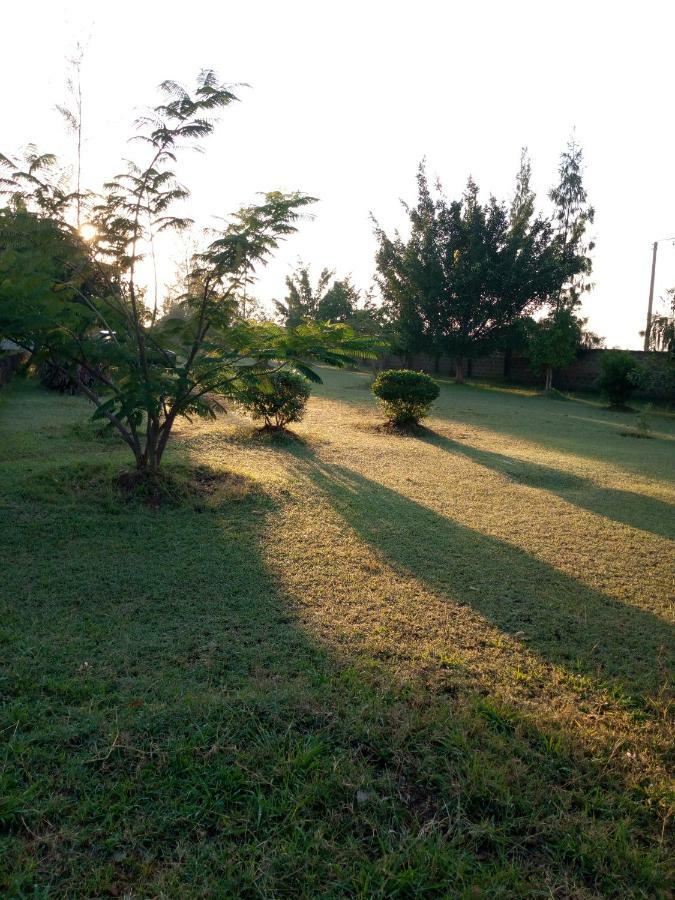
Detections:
377,349,673,398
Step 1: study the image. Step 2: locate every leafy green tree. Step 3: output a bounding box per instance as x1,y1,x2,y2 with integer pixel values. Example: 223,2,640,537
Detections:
0,72,372,477
374,162,575,381
597,351,640,407
373,165,442,362
348,290,391,338
317,276,359,322
510,147,535,226
273,263,333,326
526,309,582,391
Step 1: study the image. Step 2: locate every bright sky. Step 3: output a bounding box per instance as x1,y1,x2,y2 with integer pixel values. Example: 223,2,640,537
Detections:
4,0,675,348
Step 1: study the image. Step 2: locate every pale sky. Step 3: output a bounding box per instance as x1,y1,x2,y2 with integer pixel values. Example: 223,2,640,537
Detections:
3,0,675,348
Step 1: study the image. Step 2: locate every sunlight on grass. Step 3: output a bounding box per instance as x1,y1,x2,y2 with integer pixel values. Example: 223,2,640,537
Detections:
1,372,672,896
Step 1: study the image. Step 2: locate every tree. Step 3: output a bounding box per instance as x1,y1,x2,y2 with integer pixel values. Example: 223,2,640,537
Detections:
349,289,391,338
526,309,581,391
510,147,535,226
374,162,576,381
548,135,595,313
317,276,359,322
273,263,333,326
578,320,605,349
373,164,442,362
0,72,373,478
597,351,640,407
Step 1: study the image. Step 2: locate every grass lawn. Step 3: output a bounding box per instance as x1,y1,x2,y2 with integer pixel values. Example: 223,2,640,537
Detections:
1,370,673,897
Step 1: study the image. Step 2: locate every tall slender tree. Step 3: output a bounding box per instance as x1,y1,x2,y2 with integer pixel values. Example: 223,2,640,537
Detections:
317,276,360,322
548,135,595,312
510,147,535,227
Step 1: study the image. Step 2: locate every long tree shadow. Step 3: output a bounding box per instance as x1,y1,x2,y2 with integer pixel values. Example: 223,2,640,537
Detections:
419,430,675,541
1,452,671,894
427,382,675,480
300,457,674,700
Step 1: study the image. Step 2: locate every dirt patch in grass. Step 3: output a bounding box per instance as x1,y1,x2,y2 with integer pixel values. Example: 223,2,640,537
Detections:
115,464,254,508
354,419,431,437
19,460,254,510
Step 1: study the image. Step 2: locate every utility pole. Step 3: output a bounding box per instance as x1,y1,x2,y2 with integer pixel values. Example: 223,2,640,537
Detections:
644,241,658,351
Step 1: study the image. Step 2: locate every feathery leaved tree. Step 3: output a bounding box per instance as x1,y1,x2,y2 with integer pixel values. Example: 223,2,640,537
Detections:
0,72,374,476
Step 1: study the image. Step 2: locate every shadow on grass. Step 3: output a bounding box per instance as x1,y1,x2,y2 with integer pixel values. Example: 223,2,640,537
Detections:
0,384,670,895
426,382,675,479
298,456,674,700
420,430,675,541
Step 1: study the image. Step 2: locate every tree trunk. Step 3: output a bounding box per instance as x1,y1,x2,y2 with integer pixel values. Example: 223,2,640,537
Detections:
545,365,553,391
136,416,163,475
455,357,465,384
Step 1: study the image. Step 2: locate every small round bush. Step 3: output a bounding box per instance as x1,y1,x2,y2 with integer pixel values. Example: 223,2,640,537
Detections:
372,369,439,427
235,368,311,430
597,351,640,407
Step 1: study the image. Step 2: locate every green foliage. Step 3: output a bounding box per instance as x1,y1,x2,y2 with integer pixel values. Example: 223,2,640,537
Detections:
373,161,581,372
1,377,672,896
526,310,582,390
371,368,439,426
316,277,359,323
0,72,376,476
273,264,333,326
633,356,675,399
234,368,311,430
597,351,640,407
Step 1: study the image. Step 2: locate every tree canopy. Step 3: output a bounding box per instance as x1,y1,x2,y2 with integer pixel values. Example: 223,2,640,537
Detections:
0,71,375,475
374,159,587,378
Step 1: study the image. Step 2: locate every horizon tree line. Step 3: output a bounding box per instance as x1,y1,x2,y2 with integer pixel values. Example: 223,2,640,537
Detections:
271,138,599,388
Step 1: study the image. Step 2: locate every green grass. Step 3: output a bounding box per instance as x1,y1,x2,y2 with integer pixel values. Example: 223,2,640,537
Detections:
1,372,673,897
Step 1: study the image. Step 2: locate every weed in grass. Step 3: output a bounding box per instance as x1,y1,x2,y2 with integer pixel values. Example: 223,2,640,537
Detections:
621,403,655,440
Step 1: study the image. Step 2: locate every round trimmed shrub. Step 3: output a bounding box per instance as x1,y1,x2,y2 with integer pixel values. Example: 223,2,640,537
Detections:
597,351,640,408
372,369,439,427
235,368,311,430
